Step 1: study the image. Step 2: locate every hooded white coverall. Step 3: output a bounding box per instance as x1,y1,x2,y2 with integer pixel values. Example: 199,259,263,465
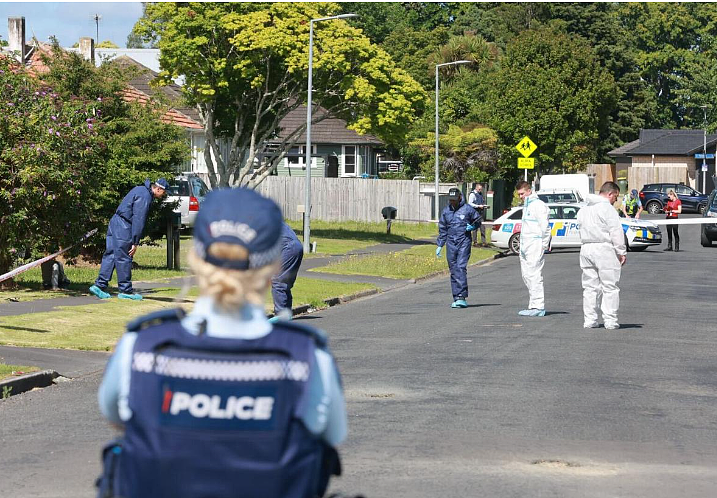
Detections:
519,192,551,310
577,194,627,328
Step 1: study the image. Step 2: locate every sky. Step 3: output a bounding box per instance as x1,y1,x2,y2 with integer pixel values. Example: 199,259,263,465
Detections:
0,2,144,48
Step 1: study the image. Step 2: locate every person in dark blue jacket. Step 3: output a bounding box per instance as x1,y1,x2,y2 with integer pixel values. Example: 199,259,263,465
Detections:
271,222,304,319
89,178,168,301
436,187,479,308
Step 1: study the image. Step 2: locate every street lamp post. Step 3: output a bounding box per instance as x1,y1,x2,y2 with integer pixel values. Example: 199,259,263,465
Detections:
304,13,358,254
701,105,708,193
434,60,472,221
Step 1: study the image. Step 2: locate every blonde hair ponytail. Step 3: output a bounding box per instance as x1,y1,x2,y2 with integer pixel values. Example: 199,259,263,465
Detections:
188,243,279,311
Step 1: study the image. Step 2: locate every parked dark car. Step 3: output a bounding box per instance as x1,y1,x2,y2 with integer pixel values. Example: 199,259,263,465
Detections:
701,189,717,247
639,183,708,215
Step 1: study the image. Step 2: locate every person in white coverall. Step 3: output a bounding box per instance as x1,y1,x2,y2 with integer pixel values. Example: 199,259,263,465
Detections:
515,181,551,317
577,181,627,330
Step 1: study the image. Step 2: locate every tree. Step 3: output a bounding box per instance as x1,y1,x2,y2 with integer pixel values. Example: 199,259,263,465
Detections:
96,40,120,49
0,58,104,277
470,27,617,177
410,124,498,182
133,2,426,189
618,3,717,128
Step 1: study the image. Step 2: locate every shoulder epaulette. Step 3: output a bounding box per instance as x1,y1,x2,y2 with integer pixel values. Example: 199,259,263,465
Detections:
127,308,186,332
276,320,328,348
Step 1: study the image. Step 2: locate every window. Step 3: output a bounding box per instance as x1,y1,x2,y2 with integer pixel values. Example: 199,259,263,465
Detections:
342,145,357,176
660,184,675,193
508,209,522,220
549,207,560,219
675,185,691,195
561,206,579,219
190,177,209,198
286,145,317,168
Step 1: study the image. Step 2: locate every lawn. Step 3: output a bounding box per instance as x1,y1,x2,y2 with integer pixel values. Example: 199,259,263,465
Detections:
4,235,194,301
311,243,499,280
0,279,374,351
287,219,438,256
0,363,39,382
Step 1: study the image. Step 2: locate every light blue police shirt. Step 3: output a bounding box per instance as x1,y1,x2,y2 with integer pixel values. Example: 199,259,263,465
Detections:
98,297,348,446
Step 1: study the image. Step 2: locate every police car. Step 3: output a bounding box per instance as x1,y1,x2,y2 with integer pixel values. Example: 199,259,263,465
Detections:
490,203,662,254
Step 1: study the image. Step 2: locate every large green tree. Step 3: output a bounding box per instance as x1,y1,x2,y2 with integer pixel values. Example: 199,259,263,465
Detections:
133,2,426,189
470,27,617,177
618,2,717,129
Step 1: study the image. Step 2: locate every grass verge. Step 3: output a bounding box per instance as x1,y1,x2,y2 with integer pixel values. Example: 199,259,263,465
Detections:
0,363,40,382
310,243,498,280
0,279,374,351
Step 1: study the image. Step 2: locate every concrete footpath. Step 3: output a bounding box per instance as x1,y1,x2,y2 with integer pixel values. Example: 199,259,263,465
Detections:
0,238,501,394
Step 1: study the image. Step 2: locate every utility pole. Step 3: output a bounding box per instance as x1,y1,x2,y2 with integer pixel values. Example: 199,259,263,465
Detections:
91,14,102,42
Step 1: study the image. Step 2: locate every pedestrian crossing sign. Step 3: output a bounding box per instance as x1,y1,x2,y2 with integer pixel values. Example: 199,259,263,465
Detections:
516,136,537,158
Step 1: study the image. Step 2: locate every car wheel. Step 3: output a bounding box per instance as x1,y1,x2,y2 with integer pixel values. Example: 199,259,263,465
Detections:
701,227,713,247
699,203,707,215
646,201,661,214
508,233,520,255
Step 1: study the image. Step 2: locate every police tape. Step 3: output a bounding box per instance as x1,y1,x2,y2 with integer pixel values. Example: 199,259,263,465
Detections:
0,228,98,284
637,218,717,225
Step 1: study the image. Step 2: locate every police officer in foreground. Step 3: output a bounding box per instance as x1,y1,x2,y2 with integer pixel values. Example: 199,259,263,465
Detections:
270,222,304,321
436,187,479,308
96,188,348,498
89,178,169,301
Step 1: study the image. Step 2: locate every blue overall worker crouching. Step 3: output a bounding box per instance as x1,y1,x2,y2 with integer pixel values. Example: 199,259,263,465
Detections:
89,178,168,300
96,187,347,498
271,222,304,319
436,187,479,308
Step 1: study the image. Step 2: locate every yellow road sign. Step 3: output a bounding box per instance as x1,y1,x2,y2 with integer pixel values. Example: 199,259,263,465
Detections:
516,136,537,158
518,158,535,169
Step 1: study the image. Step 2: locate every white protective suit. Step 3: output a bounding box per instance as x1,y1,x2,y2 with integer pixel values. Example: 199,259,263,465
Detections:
519,192,551,310
577,194,627,328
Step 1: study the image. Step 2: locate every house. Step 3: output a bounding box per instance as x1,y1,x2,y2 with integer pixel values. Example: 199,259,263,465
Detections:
608,129,717,193
271,105,388,178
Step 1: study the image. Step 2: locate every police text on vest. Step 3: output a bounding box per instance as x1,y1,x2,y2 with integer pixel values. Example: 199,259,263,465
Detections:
164,391,274,420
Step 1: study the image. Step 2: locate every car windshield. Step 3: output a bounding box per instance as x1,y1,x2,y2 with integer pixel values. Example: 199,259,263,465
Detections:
538,193,578,203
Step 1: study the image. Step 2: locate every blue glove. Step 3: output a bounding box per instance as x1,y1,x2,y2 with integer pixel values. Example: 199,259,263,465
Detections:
466,224,475,231
436,246,442,258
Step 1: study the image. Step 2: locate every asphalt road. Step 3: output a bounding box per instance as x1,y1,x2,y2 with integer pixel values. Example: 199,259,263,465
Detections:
1,217,716,497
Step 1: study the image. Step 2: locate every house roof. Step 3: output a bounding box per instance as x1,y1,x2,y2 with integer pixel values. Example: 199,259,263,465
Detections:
608,129,717,157
114,56,203,130
276,105,384,146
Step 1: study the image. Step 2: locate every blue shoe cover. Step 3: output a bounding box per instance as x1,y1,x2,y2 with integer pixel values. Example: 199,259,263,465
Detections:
118,293,143,301
451,299,468,308
89,285,111,299
518,308,545,317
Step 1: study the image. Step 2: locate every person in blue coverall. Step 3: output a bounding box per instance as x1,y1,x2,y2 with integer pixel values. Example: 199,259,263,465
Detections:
271,222,304,319
89,178,168,300
96,188,347,498
436,187,479,308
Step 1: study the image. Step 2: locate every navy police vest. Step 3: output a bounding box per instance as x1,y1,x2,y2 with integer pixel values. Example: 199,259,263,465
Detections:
115,309,335,498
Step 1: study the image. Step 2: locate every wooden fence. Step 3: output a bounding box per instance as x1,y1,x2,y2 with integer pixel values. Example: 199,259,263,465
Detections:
255,176,436,222
628,167,688,193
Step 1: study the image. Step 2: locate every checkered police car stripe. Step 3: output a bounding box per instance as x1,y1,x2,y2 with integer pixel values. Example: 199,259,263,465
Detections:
132,352,310,382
